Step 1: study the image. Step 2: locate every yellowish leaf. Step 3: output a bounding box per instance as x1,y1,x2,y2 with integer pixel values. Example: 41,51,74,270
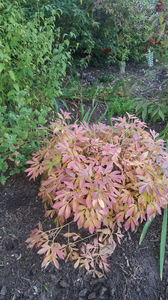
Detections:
98,198,105,209
99,240,116,255
74,258,80,269
63,232,76,238
41,254,51,268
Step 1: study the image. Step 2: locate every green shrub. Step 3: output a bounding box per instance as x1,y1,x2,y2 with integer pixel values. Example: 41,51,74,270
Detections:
89,0,157,65
0,0,71,108
0,105,50,184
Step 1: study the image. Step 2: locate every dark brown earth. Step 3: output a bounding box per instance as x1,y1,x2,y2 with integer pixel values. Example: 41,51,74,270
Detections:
0,64,168,300
0,173,168,300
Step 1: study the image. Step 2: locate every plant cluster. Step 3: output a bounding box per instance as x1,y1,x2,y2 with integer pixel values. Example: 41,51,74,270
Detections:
134,99,168,122
0,0,72,108
0,105,49,184
26,111,168,277
98,73,114,83
145,0,168,61
90,0,157,65
156,0,165,11
0,0,73,183
107,97,135,124
160,123,168,149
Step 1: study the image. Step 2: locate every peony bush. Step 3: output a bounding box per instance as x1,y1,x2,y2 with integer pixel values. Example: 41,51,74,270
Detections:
26,111,168,277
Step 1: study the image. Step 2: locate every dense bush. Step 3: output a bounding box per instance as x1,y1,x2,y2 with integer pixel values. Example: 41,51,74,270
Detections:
0,0,72,108
151,0,168,61
26,112,168,276
0,0,72,182
0,105,50,184
88,0,158,65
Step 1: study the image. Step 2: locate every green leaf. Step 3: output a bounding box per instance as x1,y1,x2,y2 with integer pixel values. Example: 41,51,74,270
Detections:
0,63,4,73
151,107,159,119
160,206,167,280
21,131,28,140
156,23,166,43
7,89,16,97
13,83,19,92
83,108,91,123
161,39,168,46
142,104,148,121
96,106,108,124
0,175,7,185
64,39,70,47
80,102,85,121
158,109,165,121
87,104,97,124
10,170,17,176
139,217,154,245
1,162,8,172
9,70,16,81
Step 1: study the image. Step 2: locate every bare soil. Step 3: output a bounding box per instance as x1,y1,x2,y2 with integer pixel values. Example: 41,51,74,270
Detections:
0,173,168,300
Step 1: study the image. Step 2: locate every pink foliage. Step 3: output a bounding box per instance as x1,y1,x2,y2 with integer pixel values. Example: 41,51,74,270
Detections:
25,112,168,274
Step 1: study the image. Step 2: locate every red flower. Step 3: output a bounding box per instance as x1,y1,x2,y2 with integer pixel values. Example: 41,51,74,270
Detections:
156,0,164,11
150,38,155,46
145,45,149,52
119,36,123,40
101,48,111,54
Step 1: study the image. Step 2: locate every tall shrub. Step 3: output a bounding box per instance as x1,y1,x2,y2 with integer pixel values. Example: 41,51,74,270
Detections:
0,0,71,108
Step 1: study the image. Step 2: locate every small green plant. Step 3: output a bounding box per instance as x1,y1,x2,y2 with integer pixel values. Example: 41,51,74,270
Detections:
100,77,136,125
79,102,108,124
107,97,135,125
134,99,168,122
62,77,107,124
160,123,168,149
80,102,98,124
98,73,114,83
61,78,100,102
26,112,168,277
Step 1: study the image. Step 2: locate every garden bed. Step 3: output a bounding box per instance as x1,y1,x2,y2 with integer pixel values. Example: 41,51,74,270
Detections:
0,173,168,300
1,0,168,298
0,87,168,299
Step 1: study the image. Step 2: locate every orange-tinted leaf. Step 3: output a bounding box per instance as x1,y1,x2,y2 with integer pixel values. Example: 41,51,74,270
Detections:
74,259,80,269
98,199,105,209
41,255,51,268
65,204,71,219
63,232,76,238
53,257,59,269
